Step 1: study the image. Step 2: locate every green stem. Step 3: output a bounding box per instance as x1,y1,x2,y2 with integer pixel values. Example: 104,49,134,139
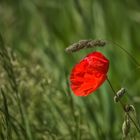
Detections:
106,77,140,133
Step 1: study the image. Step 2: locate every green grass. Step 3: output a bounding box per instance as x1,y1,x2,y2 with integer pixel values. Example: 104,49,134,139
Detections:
0,0,140,139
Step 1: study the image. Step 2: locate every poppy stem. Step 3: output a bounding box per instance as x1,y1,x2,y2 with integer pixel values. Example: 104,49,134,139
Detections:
106,77,140,133
108,40,140,67
106,77,125,107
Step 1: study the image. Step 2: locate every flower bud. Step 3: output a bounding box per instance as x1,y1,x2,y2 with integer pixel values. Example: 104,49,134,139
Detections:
122,115,130,138
114,88,126,102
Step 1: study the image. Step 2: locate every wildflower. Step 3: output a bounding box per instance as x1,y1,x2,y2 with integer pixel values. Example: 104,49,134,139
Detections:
70,51,109,96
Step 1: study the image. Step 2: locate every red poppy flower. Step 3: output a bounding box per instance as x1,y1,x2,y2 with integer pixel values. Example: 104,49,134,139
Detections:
70,51,109,96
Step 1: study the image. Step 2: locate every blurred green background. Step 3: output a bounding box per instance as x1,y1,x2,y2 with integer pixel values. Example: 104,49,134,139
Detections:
0,0,140,139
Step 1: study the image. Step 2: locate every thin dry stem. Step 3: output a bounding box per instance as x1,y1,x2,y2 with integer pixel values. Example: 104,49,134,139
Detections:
106,40,140,67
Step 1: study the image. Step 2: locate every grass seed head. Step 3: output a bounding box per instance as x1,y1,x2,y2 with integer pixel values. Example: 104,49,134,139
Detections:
65,39,106,53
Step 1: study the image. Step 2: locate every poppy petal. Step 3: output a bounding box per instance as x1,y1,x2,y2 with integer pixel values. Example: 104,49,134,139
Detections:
70,51,109,96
